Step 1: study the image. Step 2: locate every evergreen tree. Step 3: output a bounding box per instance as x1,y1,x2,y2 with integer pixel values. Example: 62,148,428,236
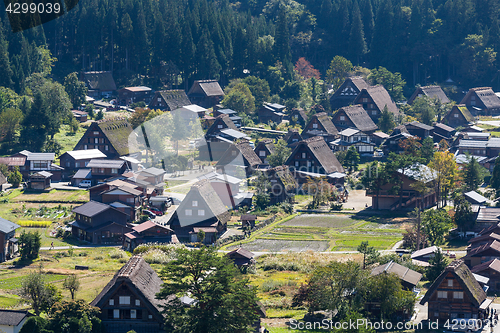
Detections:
425,249,448,282
377,106,395,133
344,146,360,172
348,0,367,64
274,7,293,80
463,156,482,191
491,155,500,197
361,0,375,48
0,29,13,89
420,137,435,164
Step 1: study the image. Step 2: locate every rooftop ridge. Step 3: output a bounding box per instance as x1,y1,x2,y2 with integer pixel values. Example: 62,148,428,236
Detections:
118,255,142,278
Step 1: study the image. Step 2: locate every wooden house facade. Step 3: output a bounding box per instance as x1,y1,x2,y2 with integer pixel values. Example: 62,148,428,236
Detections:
266,165,297,205
91,256,166,333
329,76,370,110
187,80,224,108
460,87,500,116
0,218,19,262
148,90,191,111
215,141,261,178
407,85,450,105
123,221,173,251
353,85,399,122
254,139,275,164
443,104,475,128
420,260,491,323
331,104,378,134
301,112,338,142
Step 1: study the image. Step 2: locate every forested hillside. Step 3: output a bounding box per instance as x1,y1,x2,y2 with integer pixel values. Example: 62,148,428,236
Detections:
0,0,499,95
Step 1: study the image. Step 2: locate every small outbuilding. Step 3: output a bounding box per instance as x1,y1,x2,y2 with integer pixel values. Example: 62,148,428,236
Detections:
241,215,257,229
28,171,52,190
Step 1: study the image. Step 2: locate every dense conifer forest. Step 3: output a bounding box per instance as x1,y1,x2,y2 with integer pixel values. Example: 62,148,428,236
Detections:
0,0,499,95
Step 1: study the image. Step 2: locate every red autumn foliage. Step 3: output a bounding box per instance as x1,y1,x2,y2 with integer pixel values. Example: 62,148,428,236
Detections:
294,57,321,80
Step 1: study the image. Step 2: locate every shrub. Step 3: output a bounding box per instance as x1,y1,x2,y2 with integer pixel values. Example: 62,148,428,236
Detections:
109,250,127,259
93,255,103,260
330,203,343,211
143,249,175,265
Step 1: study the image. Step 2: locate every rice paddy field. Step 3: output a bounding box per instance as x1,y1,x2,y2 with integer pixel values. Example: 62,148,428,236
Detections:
228,214,407,252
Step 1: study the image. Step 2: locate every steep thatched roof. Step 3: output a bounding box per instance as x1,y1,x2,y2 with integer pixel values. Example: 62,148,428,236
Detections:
216,141,262,169
371,261,422,286
206,114,238,137
446,104,474,123
91,256,166,312
188,80,224,97
355,85,399,116
420,260,486,307
82,71,116,91
154,90,191,110
255,139,275,155
302,112,338,137
286,136,344,174
97,119,137,156
335,105,378,132
461,87,500,110
267,165,297,191
408,85,450,104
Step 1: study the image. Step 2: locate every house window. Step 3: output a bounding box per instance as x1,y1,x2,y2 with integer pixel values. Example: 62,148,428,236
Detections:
371,110,377,116
340,116,345,121
453,292,464,299
218,125,223,129
362,98,368,103
259,151,266,157
295,161,299,167
231,150,237,156
109,299,114,305
93,131,99,135
135,300,140,306
105,145,109,151
157,97,161,102
119,296,130,305
302,153,306,159
312,123,318,129
84,145,87,150
454,113,459,118
111,168,118,174
369,103,374,109
75,162,80,168
131,310,137,319
113,309,120,319
94,138,99,144
149,315,153,319
101,138,105,143
437,291,447,298
448,279,453,287
185,209,192,216
198,210,205,216
127,198,134,203
192,201,198,207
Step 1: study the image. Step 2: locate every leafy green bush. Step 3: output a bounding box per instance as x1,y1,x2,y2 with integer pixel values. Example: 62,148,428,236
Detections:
109,250,127,259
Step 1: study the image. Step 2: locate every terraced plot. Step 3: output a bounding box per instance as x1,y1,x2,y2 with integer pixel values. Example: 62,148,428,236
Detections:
228,239,330,252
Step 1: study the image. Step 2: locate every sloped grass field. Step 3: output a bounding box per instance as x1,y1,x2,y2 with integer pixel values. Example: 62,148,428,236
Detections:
231,214,407,252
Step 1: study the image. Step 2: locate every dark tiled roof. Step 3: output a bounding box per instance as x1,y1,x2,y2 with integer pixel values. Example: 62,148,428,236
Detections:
86,159,126,169
156,90,191,110
227,247,254,260
26,153,55,161
471,258,500,274
72,169,92,179
335,105,378,132
91,256,165,312
408,85,450,104
434,123,455,132
72,201,113,217
466,240,500,257
407,121,434,131
0,217,20,234
0,310,30,326
141,167,166,177
420,260,486,307
371,261,422,286
82,71,116,91
97,119,137,156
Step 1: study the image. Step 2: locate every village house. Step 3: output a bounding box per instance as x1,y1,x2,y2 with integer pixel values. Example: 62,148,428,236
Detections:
59,149,107,179
353,85,399,121
404,121,434,139
226,248,255,268
187,80,224,108
0,310,31,333
70,201,132,244
213,109,241,127
117,86,153,106
411,246,440,266
240,215,257,229
257,103,286,124
28,171,52,190
74,118,139,159
468,232,500,250
301,112,339,142
443,104,475,128
100,185,143,221
71,169,92,187
167,179,230,244
366,163,437,210
215,141,261,178
433,123,455,143
464,240,500,268
91,256,166,333
370,261,422,291
123,221,174,251
0,218,19,262
254,139,275,164
329,76,370,110
471,258,500,291
205,114,239,140
81,71,117,99
331,104,378,134
464,191,488,206
12,151,63,181
407,85,450,105
420,260,491,323
284,129,302,148
370,131,389,147
148,90,191,111
285,136,345,184
289,108,307,127
72,110,88,123
177,105,208,120
86,159,130,183
383,126,415,154
0,157,26,172
196,171,242,209
457,140,487,156
460,87,500,116
475,207,500,230
330,128,376,154
266,165,297,205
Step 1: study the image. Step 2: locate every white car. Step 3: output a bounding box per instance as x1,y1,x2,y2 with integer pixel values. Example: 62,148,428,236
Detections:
78,180,92,188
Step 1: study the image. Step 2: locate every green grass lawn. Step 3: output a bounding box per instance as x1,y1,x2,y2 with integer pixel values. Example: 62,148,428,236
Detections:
53,124,86,157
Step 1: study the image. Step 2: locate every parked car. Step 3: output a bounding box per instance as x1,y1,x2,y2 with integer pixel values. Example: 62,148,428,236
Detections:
142,210,157,219
78,180,92,188
148,207,163,216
